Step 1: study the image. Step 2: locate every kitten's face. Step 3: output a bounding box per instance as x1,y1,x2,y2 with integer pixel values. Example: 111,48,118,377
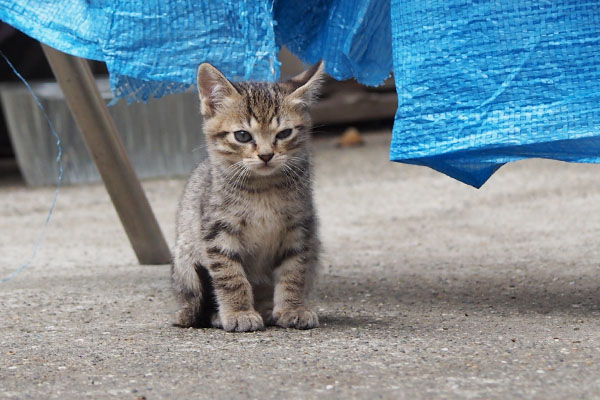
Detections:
197,62,324,177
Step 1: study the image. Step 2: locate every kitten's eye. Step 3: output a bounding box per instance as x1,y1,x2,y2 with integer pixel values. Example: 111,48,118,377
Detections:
234,130,252,143
276,128,293,140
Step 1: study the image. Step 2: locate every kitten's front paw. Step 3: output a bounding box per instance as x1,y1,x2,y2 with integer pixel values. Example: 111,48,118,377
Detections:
220,310,264,332
273,307,319,330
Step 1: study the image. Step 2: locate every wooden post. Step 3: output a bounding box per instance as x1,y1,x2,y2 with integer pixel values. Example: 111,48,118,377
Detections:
41,44,171,265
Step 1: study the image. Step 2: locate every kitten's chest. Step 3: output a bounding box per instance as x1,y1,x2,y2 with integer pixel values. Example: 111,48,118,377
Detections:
242,205,286,252
239,195,291,271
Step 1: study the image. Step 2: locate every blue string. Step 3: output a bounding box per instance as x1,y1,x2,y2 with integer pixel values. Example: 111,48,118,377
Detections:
0,49,63,284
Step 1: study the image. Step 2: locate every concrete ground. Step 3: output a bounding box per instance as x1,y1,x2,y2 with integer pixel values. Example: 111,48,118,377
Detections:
1,131,599,399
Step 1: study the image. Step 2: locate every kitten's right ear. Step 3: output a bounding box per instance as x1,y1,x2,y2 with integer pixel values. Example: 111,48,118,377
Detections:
197,63,240,117
284,60,325,107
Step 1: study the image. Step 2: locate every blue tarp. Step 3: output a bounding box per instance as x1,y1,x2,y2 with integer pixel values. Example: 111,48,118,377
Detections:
1,0,599,187
389,0,600,187
0,0,281,101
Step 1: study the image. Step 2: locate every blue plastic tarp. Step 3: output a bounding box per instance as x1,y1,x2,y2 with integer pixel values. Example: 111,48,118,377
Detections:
1,0,599,187
389,0,600,187
274,0,392,86
0,0,281,101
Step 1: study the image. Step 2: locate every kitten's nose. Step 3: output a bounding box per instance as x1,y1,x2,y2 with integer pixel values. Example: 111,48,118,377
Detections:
258,153,274,163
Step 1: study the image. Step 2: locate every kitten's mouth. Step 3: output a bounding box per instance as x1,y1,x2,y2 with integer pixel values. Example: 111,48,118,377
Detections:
253,163,277,175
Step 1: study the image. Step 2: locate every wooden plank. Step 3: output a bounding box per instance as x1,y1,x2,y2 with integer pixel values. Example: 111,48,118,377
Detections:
41,44,171,265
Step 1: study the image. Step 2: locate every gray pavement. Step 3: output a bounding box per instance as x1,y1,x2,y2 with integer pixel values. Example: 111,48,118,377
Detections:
1,131,599,399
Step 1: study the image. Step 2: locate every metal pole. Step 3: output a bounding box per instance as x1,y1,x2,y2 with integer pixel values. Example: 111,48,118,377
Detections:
41,44,171,265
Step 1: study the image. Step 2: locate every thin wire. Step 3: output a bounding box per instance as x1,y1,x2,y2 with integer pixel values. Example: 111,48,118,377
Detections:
0,49,63,284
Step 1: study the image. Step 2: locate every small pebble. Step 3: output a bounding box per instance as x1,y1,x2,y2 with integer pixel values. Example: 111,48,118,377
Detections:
337,127,364,147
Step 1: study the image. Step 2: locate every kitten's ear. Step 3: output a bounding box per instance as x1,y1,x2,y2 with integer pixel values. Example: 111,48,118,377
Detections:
284,60,325,107
197,63,240,117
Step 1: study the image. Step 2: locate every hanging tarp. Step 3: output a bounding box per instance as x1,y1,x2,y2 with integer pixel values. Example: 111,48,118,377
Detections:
1,0,599,187
389,0,600,187
274,0,392,86
0,0,280,101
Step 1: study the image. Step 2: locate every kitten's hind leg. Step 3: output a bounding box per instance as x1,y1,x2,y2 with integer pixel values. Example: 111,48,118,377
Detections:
211,312,222,329
172,291,203,328
172,249,215,328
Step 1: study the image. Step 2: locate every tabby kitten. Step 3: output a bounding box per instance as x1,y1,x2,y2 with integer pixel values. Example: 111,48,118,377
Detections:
172,61,324,332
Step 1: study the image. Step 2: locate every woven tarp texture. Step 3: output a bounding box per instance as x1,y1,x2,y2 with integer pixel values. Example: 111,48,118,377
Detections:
0,0,280,102
0,0,105,61
390,0,600,187
274,0,392,86
0,0,393,100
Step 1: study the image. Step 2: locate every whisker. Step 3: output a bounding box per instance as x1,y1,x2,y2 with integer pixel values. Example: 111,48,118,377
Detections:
241,168,252,189
226,163,246,187
223,165,240,183
286,157,308,171
287,156,308,163
286,165,300,187
238,165,251,189
222,160,242,173
192,142,211,152
285,162,304,183
282,164,294,188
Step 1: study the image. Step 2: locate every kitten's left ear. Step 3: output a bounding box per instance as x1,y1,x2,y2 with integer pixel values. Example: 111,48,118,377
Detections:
284,60,325,107
197,63,241,117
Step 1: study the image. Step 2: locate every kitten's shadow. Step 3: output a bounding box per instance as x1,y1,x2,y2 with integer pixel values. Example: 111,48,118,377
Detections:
316,271,600,316
318,314,390,328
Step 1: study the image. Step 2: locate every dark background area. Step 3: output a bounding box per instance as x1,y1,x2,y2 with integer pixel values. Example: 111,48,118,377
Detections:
0,22,107,160
0,23,53,158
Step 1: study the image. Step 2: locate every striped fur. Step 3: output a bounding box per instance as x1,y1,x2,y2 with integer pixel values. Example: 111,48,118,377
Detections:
172,62,324,332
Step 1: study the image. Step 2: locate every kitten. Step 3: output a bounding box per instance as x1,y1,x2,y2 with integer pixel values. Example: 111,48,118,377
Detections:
171,61,324,332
